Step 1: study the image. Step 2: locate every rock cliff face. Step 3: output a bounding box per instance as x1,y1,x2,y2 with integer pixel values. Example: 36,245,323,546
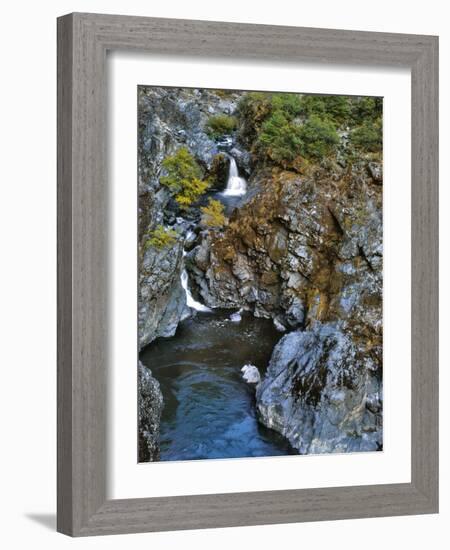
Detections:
189,160,383,452
138,87,244,347
139,238,190,349
138,87,383,457
138,361,164,461
139,88,232,197
189,162,382,331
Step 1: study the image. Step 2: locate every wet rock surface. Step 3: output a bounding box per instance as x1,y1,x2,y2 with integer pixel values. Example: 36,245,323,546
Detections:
241,364,261,384
256,325,382,453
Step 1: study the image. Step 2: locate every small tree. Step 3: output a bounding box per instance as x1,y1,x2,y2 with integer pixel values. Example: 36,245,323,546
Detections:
201,199,226,228
321,96,352,124
160,148,209,208
144,225,178,250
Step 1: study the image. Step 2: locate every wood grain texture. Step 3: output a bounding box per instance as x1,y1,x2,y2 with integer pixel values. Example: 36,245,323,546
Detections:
57,12,439,536
57,13,74,535
410,37,439,505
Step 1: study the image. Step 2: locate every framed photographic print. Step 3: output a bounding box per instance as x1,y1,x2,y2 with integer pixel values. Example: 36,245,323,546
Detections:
57,13,438,536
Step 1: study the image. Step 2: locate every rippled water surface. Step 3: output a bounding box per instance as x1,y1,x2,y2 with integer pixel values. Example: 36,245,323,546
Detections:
140,311,298,461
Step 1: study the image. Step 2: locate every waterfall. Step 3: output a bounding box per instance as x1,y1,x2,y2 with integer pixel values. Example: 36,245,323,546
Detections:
223,156,247,197
181,250,211,312
181,270,211,312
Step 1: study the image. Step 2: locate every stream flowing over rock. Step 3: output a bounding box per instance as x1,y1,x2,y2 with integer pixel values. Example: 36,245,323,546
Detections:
138,361,164,461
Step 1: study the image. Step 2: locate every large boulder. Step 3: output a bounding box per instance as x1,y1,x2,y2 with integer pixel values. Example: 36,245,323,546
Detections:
256,324,382,454
138,361,164,462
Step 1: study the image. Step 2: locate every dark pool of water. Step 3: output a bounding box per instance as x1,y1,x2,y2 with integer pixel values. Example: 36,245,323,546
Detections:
140,310,298,461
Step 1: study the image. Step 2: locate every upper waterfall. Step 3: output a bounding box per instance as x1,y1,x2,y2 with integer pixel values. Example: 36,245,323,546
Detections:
223,156,247,197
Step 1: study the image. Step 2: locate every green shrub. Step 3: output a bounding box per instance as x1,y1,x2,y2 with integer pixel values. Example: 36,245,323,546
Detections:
144,225,178,250
238,92,345,164
237,92,271,117
298,95,351,125
350,97,383,122
270,93,303,118
258,112,339,164
201,198,226,228
236,91,385,165
350,119,382,153
205,114,238,138
297,115,340,159
257,111,303,164
160,148,209,208
320,96,352,124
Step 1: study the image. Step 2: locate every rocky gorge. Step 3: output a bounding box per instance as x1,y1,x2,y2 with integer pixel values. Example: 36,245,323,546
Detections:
138,86,383,460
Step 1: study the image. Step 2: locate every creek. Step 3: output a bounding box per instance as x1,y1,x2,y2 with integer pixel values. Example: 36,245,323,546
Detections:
140,310,298,461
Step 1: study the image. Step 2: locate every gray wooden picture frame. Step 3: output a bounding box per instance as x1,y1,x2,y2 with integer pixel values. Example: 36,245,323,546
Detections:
57,12,439,537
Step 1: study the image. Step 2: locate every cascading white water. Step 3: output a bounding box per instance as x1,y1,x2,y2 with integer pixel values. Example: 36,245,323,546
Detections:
223,156,247,196
181,250,211,312
181,270,211,312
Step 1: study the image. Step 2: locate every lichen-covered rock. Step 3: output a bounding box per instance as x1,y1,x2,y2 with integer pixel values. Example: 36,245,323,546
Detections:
189,164,382,337
367,161,383,184
138,361,164,462
256,324,382,453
